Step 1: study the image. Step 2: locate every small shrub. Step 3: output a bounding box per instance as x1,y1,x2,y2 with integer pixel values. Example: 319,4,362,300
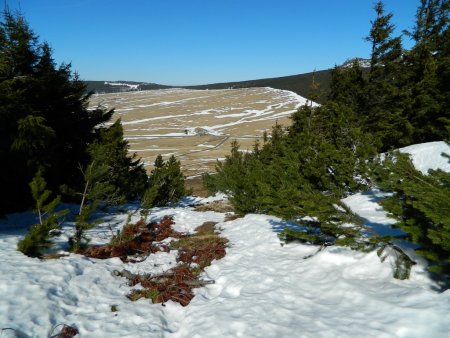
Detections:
18,171,68,257
18,218,60,257
143,155,188,208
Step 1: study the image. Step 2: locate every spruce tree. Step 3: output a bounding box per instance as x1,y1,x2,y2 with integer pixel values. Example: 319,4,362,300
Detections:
364,1,412,150
404,0,450,143
438,24,450,136
204,104,369,243
18,171,68,257
143,155,187,208
328,61,366,112
372,151,450,278
68,159,116,250
165,155,188,203
0,10,114,215
64,120,147,249
0,9,42,213
87,119,148,203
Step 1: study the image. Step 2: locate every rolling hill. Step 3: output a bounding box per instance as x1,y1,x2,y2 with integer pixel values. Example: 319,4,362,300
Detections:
84,58,370,104
85,69,332,104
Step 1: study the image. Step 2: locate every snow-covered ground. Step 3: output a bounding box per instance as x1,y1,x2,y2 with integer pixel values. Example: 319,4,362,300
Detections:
1,142,449,337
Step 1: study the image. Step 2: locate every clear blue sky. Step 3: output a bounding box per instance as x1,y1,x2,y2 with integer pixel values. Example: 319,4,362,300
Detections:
2,0,419,85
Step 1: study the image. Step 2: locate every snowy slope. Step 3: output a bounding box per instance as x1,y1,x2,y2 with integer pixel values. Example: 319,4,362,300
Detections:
343,141,450,235
399,141,450,174
1,142,449,337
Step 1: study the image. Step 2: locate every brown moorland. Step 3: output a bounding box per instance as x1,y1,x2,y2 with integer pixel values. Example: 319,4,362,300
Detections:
89,87,310,176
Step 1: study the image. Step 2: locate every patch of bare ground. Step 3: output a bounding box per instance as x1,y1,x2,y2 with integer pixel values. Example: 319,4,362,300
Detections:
224,214,242,222
185,175,209,197
82,218,227,306
193,200,234,213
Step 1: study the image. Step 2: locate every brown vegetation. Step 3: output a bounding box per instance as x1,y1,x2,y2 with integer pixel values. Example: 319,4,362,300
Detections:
185,176,209,197
193,200,234,213
89,88,300,176
82,218,228,306
82,216,181,262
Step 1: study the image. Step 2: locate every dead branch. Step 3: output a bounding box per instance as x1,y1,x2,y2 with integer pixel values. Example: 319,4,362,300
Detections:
112,269,175,281
111,269,215,287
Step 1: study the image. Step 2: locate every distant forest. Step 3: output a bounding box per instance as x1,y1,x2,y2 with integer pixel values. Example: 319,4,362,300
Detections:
84,69,333,104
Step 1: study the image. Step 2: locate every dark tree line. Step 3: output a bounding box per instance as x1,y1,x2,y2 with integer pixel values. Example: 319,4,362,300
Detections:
0,9,188,212
0,10,118,214
0,10,188,256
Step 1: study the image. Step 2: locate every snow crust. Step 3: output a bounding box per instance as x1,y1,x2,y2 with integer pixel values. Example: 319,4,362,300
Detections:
1,142,449,337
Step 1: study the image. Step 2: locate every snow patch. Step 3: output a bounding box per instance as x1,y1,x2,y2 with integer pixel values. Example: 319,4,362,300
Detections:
399,141,450,174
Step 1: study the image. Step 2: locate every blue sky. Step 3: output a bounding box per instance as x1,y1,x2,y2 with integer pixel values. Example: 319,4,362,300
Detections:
2,1,419,85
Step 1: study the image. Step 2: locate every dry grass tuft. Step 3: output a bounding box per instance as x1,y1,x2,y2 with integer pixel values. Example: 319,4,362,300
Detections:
173,221,228,270
194,221,218,236
194,200,234,213
185,176,209,197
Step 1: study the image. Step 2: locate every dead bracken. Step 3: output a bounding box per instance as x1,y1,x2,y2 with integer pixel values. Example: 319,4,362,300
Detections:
81,217,228,306
82,216,181,262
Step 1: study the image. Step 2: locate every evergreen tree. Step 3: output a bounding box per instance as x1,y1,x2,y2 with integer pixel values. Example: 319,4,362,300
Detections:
18,171,68,257
203,0,450,278
204,105,370,244
0,9,42,213
87,119,148,203
143,155,187,208
67,158,116,250
63,120,148,249
404,0,450,143
438,23,450,137
372,151,450,278
366,2,402,71
364,1,412,150
290,104,374,193
328,61,366,112
0,10,113,215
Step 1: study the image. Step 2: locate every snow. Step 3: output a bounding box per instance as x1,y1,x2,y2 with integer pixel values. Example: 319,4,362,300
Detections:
343,141,450,237
104,82,141,90
1,142,450,337
341,58,371,69
342,189,401,237
399,141,450,174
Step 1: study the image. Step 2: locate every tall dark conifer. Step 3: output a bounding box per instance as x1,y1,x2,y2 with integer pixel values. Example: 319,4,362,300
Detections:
365,1,412,150
328,61,366,112
87,119,148,202
405,0,450,142
0,10,114,214
0,9,42,213
437,23,450,136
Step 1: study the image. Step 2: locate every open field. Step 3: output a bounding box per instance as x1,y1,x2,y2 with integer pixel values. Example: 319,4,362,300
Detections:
89,87,312,176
